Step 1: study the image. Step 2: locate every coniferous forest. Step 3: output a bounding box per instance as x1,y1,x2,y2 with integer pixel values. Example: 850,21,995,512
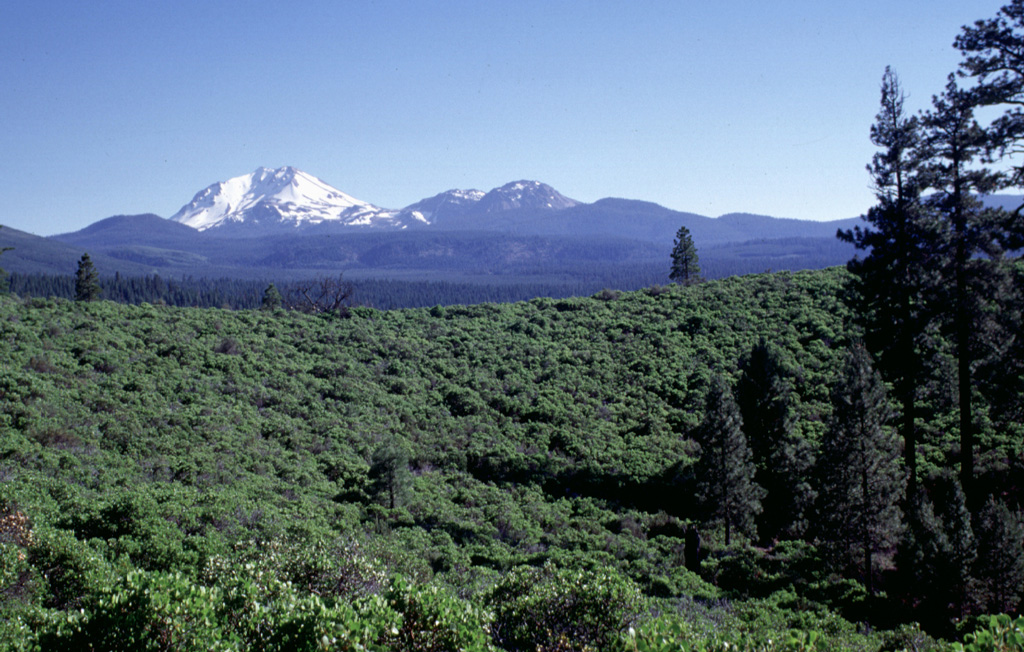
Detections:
3,4,1024,651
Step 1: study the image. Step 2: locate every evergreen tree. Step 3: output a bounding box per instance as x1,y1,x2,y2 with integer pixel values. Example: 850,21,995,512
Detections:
976,264,1024,442
74,253,101,302
957,0,1024,219
261,283,283,310
897,489,953,625
933,474,978,619
693,375,763,546
817,345,904,594
838,67,935,496
955,4,1024,447
369,439,412,510
973,495,1024,614
736,339,814,542
919,76,1009,499
669,225,701,285
896,479,976,633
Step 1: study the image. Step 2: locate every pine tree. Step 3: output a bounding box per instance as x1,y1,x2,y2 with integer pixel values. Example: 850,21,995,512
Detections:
817,345,904,594
897,490,952,619
261,283,283,310
896,480,976,633
973,495,1024,614
957,0,1024,214
369,439,412,510
976,265,1024,440
693,375,763,546
919,76,1009,499
736,339,814,542
74,253,101,302
933,474,978,619
954,7,1024,446
838,67,935,497
669,225,701,285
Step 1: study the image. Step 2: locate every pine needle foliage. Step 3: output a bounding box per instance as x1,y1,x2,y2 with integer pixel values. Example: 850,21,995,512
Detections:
670,225,701,285
74,253,101,302
693,375,764,546
817,345,904,594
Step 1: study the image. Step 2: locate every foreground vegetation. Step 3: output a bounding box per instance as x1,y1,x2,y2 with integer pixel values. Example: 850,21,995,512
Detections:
0,268,1020,650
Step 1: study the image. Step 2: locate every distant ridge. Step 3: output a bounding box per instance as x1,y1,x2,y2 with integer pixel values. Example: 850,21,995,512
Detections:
8,166,873,284
398,189,486,225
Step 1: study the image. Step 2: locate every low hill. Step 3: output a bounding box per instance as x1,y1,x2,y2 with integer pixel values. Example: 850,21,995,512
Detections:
53,213,205,249
0,224,158,276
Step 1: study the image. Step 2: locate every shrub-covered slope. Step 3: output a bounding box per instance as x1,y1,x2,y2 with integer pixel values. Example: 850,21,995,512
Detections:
0,268,995,650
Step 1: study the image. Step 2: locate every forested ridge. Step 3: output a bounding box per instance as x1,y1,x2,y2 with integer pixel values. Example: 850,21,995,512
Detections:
1,244,855,311
5,272,636,312
0,266,1021,650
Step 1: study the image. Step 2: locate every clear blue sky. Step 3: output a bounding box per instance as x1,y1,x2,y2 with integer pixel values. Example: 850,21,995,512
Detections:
0,0,1003,236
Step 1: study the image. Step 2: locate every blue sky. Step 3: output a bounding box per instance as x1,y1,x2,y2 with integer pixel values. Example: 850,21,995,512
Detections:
1,0,1003,235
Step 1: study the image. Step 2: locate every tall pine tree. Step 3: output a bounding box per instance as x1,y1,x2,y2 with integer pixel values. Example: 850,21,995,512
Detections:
838,67,936,496
817,345,904,594
693,375,763,546
955,3,1024,448
919,76,1009,499
669,225,701,285
957,0,1024,215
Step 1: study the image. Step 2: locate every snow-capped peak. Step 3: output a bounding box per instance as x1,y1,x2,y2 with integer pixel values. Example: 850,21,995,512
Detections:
168,169,579,232
476,180,578,213
169,167,404,231
398,188,486,223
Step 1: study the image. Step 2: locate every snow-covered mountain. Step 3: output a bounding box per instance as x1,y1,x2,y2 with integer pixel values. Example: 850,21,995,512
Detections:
37,170,866,283
398,189,486,224
168,168,580,233
475,180,577,213
169,167,426,231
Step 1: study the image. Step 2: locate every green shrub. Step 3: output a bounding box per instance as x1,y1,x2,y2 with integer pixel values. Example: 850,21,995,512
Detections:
29,567,400,652
487,562,644,652
383,576,493,651
954,615,1024,652
35,571,229,651
610,614,831,652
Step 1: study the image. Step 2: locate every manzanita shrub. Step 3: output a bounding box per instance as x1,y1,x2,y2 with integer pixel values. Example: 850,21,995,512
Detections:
5,561,494,651
23,569,398,652
487,562,645,652
610,616,828,652
954,615,1024,652
383,576,494,652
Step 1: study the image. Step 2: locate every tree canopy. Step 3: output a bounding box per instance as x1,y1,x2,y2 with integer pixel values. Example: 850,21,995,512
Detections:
669,225,701,285
74,252,101,302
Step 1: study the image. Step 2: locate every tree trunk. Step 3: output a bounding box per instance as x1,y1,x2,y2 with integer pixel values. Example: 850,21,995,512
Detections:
863,465,874,595
955,214,973,500
900,373,917,499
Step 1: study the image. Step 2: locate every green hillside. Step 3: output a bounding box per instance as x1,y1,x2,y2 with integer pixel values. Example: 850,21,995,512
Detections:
0,269,1019,650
